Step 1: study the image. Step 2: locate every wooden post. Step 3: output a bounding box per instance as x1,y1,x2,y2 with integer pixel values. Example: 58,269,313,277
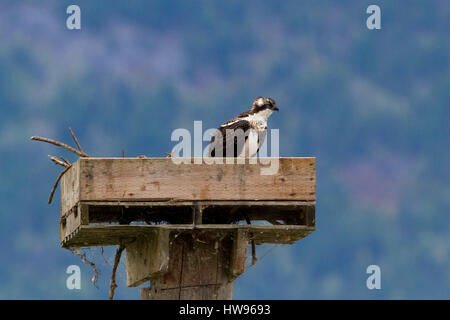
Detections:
137,230,245,300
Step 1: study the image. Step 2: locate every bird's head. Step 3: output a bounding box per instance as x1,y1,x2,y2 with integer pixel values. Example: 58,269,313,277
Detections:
251,96,279,113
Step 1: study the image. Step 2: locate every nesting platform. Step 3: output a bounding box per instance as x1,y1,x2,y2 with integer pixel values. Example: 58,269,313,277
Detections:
59,158,316,247
58,157,316,299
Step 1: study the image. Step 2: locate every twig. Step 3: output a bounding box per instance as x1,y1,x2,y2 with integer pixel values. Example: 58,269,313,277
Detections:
60,156,71,166
244,214,258,265
31,128,89,205
48,166,71,204
68,127,83,152
30,136,89,157
69,248,100,289
48,155,70,168
109,244,125,300
100,246,110,265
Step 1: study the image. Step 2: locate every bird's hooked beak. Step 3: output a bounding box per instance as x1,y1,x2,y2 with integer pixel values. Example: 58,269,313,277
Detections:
272,106,279,112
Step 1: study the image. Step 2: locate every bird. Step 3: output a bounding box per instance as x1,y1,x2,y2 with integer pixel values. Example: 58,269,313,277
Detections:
208,96,279,158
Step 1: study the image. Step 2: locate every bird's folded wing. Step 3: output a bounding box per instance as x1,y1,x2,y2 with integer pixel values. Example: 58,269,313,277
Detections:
208,119,251,157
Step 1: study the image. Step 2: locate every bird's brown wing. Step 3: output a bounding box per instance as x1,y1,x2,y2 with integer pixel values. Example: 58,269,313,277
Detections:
208,119,251,157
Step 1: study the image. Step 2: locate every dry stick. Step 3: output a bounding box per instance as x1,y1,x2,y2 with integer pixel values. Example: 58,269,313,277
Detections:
245,244,280,270
68,127,83,152
48,155,70,168
30,136,89,157
109,243,125,300
69,248,100,288
31,131,88,204
60,156,71,166
48,166,71,204
244,214,258,265
100,246,110,265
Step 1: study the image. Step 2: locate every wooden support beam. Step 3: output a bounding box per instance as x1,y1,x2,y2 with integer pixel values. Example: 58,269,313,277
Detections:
305,205,316,227
193,203,203,226
61,224,314,247
59,203,89,243
229,229,249,279
140,232,237,300
125,229,170,287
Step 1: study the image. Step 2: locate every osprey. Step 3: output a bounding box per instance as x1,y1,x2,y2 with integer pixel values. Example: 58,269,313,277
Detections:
208,97,279,158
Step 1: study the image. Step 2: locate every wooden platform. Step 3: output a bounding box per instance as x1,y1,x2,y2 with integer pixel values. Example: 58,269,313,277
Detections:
59,158,316,248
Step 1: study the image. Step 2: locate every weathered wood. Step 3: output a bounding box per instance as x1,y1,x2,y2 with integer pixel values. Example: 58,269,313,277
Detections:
79,200,314,206
59,158,316,216
126,229,170,287
60,161,80,216
61,224,314,248
305,205,316,227
140,232,235,300
229,229,248,279
193,203,203,225
59,203,89,243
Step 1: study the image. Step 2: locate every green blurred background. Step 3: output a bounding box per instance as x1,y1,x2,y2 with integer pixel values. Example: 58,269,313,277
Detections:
0,0,448,299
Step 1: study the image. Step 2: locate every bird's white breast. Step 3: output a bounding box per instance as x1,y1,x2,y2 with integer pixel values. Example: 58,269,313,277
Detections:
247,110,272,130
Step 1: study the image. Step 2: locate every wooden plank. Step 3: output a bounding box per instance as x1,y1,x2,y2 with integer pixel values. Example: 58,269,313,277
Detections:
229,229,248,279
80,200,315,206
305,205,316,227
69,158,315,203
60,224,315,247
59,204,89,243
125,229,170,287
193,203,203,225
60,161,80,216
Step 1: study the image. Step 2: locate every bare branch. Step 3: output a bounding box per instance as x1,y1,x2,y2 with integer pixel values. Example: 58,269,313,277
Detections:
68,127,83,152
48,155,70,168
109,244,125,300
48,166,71,204
100,246,110,265
244,214,258,266
69,248,100,289
60,156,71,166
30,136,89,157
